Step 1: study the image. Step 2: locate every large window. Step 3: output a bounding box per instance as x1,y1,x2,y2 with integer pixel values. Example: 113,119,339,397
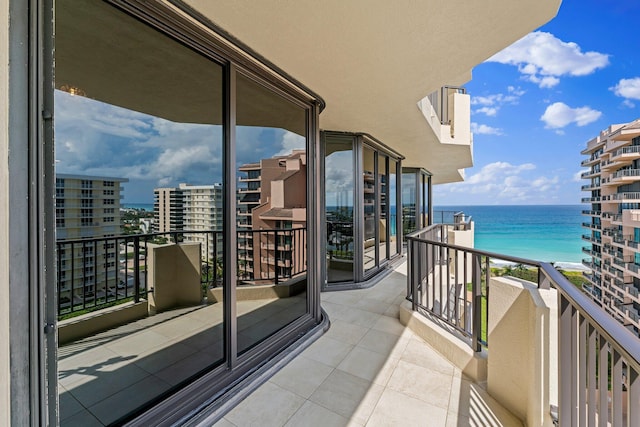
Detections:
54,1,318,424
323,132,402,287
402,168,432,238
325,136,355,283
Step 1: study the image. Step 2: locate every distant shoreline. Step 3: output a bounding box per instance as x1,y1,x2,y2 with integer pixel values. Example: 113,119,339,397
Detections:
491,259,588,272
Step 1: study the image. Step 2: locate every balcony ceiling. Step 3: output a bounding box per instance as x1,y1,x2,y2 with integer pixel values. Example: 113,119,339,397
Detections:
56,0,560,185
183,0,560,183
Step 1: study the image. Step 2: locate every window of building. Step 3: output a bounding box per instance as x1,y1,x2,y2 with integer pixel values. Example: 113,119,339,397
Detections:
51,1,318,423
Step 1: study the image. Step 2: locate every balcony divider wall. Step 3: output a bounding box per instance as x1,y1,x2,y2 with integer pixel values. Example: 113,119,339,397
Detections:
322,131,403,290
51,1,323,425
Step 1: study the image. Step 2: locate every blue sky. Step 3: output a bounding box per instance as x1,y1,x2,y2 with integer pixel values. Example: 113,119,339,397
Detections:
434,0,640,206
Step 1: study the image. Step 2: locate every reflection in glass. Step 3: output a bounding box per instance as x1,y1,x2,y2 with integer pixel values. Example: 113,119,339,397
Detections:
235,73,308,354
55,2,224,424
422,174,431,227
363,146,376,272
389,160,398,256
402,173,417,237
378,155,388,264
325,139,354,283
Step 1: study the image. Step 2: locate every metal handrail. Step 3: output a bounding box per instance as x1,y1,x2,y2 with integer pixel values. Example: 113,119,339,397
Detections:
406,224,640,425
56,227,307,318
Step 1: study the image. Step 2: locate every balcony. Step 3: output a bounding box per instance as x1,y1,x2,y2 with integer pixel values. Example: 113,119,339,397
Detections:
419,86,472,147
54,221,640,426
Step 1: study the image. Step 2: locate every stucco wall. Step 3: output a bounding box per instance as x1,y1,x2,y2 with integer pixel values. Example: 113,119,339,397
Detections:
487,276,558,427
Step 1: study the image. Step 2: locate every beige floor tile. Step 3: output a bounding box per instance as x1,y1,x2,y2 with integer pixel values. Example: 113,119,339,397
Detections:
68,362,152,408
337,346,398,386
270,355,334,398
225,382,305,427
133,341,200,374
448,375,473,419
88,375,172,425
301,336,353,367
309,370,384,425
357,328,409,358
371,314,409,336
446,411,470,427
105,329,171,357
400,337,456,375
334,305,383,329
284,400,349,427
387,360,454,409
367,388,448,427
324,319,370,345
213,418,237,427
382,304,400,318
466,382,523,426
59,385,85,421
150,314,207,340
154,350,221,386
353,297,392,315
59,409,103,427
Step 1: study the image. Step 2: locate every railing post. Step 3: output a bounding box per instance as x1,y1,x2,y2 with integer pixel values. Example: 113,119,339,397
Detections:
471,254,482,352
274,230,280,285
213,230,218,288
410,238,417,311
134,235,140,303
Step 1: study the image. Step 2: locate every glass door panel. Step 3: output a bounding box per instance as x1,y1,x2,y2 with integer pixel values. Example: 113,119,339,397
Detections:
235,72,308,354
378,154,388,264
325,138,355,283
55,2,225,423
363,146,376,273
389,160,398,256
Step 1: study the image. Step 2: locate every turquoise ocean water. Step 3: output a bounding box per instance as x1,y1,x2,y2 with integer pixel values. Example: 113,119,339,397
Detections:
126,203,585,264
436,205,584,264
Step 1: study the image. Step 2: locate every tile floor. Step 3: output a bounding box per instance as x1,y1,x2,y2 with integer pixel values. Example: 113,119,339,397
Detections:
216,263,523,427
59,295,305,426
59,261,522,426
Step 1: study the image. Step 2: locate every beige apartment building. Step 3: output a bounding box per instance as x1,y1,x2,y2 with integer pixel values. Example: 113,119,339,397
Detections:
238,150,307,282
55,174,127,309
153,187,185,233
582,119,640,335
153,183,223,261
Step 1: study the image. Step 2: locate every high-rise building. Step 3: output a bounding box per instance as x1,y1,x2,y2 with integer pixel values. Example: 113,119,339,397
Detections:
55,173,127,307
238,150,307,281
581,119,640,335
153,187,185,233
153,183,223,261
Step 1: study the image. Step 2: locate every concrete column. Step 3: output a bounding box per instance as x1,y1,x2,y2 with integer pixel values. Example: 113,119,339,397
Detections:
148,242,203,313
487,276,558,427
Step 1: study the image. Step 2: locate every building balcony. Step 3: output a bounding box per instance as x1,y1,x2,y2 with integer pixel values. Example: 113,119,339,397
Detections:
419,86,472,151
581,183,600,191
581,169,601,178
580,156,600,167
581,196,601,203
55,222,640,426
582,209,602,216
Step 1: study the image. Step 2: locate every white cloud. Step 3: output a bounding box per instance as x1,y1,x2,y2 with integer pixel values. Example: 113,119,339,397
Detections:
487,31,609,88
573,170,588,182
275,131,305,156
474,107,498,116
623,99,636,109
611,77,640,101
540,102,602,129
471,86,524,116
435,162,559,203
471,123,503,135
